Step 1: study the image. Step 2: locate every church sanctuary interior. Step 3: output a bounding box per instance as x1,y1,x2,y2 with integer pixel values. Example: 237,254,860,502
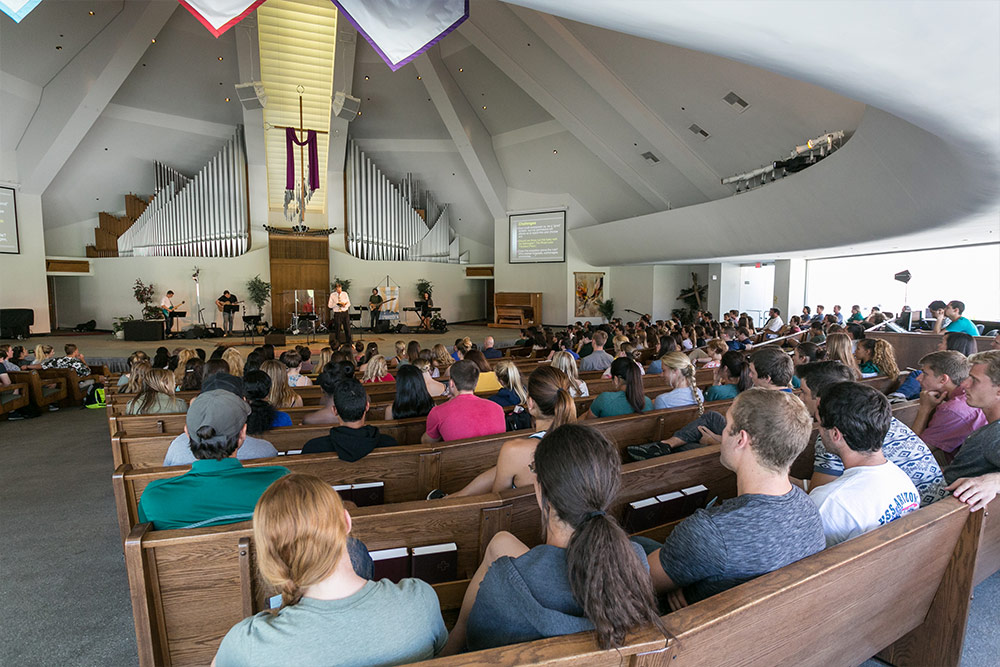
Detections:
1,1,999,665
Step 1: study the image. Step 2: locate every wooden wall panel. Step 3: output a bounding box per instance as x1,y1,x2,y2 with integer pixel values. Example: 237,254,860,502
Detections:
268,234,329,330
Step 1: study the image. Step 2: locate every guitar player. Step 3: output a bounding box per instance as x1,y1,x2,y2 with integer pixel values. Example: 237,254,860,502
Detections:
160,290,185,334
215,290,240,336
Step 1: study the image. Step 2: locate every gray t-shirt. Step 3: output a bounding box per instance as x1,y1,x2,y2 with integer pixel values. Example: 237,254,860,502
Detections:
215,578,447,667
944,420,1000,485
162,433,278,467
659,486,825,603
579,350,614,372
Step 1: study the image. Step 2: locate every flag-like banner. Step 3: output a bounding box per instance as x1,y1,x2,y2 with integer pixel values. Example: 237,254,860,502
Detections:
0,0,43,23
177,0,267,38
332,0,469,71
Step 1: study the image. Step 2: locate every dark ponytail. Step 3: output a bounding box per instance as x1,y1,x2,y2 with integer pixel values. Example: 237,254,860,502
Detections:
610,357,645,413
720,350,752,392
528,366,578,427
534,424,667,649
245,370,277,435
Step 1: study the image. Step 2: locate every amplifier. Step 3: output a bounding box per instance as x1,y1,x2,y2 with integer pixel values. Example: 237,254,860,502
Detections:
265,333,286,346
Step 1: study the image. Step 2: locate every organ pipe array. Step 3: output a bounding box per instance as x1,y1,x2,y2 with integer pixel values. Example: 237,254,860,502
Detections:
117,126,250,257
346,140,460,263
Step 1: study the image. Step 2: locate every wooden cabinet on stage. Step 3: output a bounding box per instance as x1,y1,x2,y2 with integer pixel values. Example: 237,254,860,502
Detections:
491,292,542,328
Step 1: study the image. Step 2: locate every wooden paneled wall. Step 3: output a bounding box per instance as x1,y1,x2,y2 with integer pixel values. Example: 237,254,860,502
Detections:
268,234,329,330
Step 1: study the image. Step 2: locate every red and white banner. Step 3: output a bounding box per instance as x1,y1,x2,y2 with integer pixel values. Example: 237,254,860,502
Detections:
177,0,267,38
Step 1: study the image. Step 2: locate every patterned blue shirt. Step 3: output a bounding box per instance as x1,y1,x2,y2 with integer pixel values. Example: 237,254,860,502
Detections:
814,417,947,506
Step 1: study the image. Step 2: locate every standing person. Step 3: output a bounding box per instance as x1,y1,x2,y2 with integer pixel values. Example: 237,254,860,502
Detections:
215,290,239,336
160,290,182,334
367,288,384,331
328,283,352,345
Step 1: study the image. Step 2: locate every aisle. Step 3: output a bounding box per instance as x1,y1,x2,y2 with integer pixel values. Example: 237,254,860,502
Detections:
0,408,136,666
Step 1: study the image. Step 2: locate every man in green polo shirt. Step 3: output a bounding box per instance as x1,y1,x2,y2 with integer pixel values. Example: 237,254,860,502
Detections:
137,390,289,530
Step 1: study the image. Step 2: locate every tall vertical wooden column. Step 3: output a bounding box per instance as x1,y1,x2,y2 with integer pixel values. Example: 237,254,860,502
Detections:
267,234,330,330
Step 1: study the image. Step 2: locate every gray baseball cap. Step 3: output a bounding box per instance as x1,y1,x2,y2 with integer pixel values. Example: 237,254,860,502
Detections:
186,389,250,444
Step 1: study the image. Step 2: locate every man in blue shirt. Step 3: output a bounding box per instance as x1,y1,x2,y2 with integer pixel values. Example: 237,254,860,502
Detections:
933,300,979,337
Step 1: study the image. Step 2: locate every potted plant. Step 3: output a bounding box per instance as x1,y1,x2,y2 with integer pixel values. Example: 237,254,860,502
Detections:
112,315,135,340
247,275,271,315
133,279,160,320
597,297,615,322
415,278,433,298
331,277,352,293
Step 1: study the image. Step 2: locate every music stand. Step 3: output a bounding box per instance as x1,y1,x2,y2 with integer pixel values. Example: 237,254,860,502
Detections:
242,303,261,345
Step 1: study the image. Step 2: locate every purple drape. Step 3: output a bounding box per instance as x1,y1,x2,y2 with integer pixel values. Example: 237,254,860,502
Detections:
285,127,320,191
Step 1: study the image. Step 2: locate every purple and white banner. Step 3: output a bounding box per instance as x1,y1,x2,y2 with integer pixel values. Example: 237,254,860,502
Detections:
332,0,469,71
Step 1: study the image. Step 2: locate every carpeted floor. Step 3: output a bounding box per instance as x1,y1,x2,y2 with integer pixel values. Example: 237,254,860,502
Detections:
1,406,997,666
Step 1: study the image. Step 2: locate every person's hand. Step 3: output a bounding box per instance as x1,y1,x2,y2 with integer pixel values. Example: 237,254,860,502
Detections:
932,309,945,320
919,389,946,409
945,474,1000,512
667,588,689,612
697,426,721,446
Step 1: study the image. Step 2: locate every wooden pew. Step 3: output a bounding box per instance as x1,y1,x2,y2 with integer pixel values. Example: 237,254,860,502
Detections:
38,367,106,405
0,381,29,416
8,370,67,412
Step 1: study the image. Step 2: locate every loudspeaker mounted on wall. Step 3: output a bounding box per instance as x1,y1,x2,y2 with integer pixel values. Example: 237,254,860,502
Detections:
333,91,361,121
234,81,267,110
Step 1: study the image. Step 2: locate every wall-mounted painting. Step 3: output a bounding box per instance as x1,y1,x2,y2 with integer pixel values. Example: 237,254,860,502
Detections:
574,272,604,317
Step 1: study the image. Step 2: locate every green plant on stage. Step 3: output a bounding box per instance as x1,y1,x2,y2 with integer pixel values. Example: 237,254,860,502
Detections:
112,315,135,334
331,277,352,293
246,275,272,314
415,278,433,297
597,297,615,322
133,279,160,320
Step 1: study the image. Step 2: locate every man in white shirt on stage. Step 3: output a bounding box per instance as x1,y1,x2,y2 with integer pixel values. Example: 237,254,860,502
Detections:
328,283,352,345
160,290,180,334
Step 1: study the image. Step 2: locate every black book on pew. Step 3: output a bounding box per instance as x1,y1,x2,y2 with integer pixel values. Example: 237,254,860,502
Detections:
332,484,354,503
655,491,689,524
410,543,458,585
623,496,662,533
350,482,384,506
371,547,410,583
681,485,709,514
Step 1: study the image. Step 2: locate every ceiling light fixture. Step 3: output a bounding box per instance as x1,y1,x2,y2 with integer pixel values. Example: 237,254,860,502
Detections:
364,75,369,80
552,149,558,154
458,67,463,72
55,45,62,50
225,97,230,102
218,56,224,61
89,11,95,16
151,38,156,43
482,105,486,110
416,75,421,80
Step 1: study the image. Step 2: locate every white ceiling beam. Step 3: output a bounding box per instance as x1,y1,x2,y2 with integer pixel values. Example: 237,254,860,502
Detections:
415,47,508,218
460,3,671,210
509,6,731,200
16,1,177,195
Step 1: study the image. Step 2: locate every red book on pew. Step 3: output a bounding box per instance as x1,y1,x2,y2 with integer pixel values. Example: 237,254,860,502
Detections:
655,491,688,524
332,484,354,503
681,485,709,515
350,482,384,507
371,547,410,583
623,496,661,533
410,543,458,585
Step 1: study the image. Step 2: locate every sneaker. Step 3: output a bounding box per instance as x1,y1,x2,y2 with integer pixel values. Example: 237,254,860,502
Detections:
626,442,672,462
426,489,447,500
48,404,60,411
8,412,25,420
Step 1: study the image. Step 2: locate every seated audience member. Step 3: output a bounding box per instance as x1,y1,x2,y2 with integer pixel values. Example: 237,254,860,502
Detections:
654,352,704,411
706,351,751,401
296,345,314,373
260,344,276,361
173,349,198,388
833,305,845,324
41,343,102,388
23,343,55,370
261,360,303,409
245,370,293,432
361,355,394,383
432,343,454,376
353,341,366,366
933,300,979,337
790,341,826,389
203,359,231,387
795,361,945,506
763,307,784,337
584,357,652,419
697,339,727,369
123,361,152,395
151,347,171,369
912,351,987,461
846,305,863,322
809,382,920,546
405,341,422,368
440,424,663,654
213,474,443,666
117,351,150,387
243,351,264,375
422,360,506,443
749,346,794,391
552,351,588,397
825,332,861,379
646,334,678,374
800,306,813,324
993,333,1000,351
221,347,244,377
179,357,204,392
943,351,1000,510
139,390,289,528
314,347,334,373
937,331,978,357
126,368,188,415
389,340,407,368
644,389,825,607
575,331,595,359
442,366,576,500
808,321,827,344
302,364,354,426
280,350,312,387
386,365,435,420
579,330,614,372
488,360,528,407
411,358,447,397
302,379,397,460
482,336,503,359
464,349,502,393
854,338,899,378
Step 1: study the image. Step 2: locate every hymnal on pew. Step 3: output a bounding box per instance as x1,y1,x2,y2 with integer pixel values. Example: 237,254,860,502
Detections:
351,482,384,506
410,543,458,584
370,547,410,583
681,485,709,514
623,496,661,532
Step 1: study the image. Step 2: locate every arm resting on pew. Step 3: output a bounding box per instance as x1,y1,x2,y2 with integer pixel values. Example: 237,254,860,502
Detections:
946,473,1000,512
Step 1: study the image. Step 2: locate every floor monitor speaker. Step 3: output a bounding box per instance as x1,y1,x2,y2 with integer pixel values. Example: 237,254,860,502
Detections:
265,333,286,346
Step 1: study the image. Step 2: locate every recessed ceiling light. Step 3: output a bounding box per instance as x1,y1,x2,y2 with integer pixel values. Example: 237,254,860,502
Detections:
225,97,230,102
55,45,62,50
89,11,95,16
458,68,463,72
151,39,156,43
482,105,486,110
218,56,224,61
552,149,558,154
356,111,361,116
364,75,369,80
416,75,421,80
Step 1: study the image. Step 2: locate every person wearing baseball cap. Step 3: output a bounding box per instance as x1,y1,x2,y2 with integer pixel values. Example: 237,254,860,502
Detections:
137,390,290,530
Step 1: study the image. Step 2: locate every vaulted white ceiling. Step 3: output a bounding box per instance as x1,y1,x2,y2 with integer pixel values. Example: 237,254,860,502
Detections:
1,0,996,262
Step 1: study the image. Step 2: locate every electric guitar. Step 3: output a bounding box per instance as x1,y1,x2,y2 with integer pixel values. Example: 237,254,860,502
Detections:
369,297,397,311
161,301,185,318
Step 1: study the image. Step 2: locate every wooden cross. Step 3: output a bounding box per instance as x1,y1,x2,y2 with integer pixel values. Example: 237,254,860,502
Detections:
271,87,327,222
678,272,704,310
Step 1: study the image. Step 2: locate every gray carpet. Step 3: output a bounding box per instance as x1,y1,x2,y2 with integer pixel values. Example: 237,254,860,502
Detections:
0,407,996,666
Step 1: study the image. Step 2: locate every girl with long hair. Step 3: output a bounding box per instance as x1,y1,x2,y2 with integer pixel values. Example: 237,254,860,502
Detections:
411,358,447,397
389,340,407,368
116,351,150,386
244,351,264,376
406,341,421,367
314,347,334,374
706,350,752,401
584,357,651,418
653,351,704,413
262,360,303,409
447,366,577,498
124,360,152,395
698,339,728,369
432,343,453,376
221,347,244,377
361,355,394,383
825,333,861,379
464,349,502,393
386,365,435,420
552,351,588,397
488,359,528,407
126,368,187,415
213,474,447,665
172,349,197,387
441,424,666,654
245,369,292,433
179,357,204,392
356,343,379,372
855,338,899,378
151,347,170,369
31,344,55,368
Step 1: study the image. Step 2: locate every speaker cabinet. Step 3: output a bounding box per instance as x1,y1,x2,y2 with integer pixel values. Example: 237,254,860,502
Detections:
265,333,287,346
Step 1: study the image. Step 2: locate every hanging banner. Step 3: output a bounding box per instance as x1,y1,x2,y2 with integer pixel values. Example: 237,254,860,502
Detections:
377,285,400,320
0,0,43,23
178,0,267,38
331,0,468,71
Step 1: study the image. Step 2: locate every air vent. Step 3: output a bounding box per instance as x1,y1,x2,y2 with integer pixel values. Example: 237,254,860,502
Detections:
723,91,750,113
640,151,660,163
688,124,710,140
